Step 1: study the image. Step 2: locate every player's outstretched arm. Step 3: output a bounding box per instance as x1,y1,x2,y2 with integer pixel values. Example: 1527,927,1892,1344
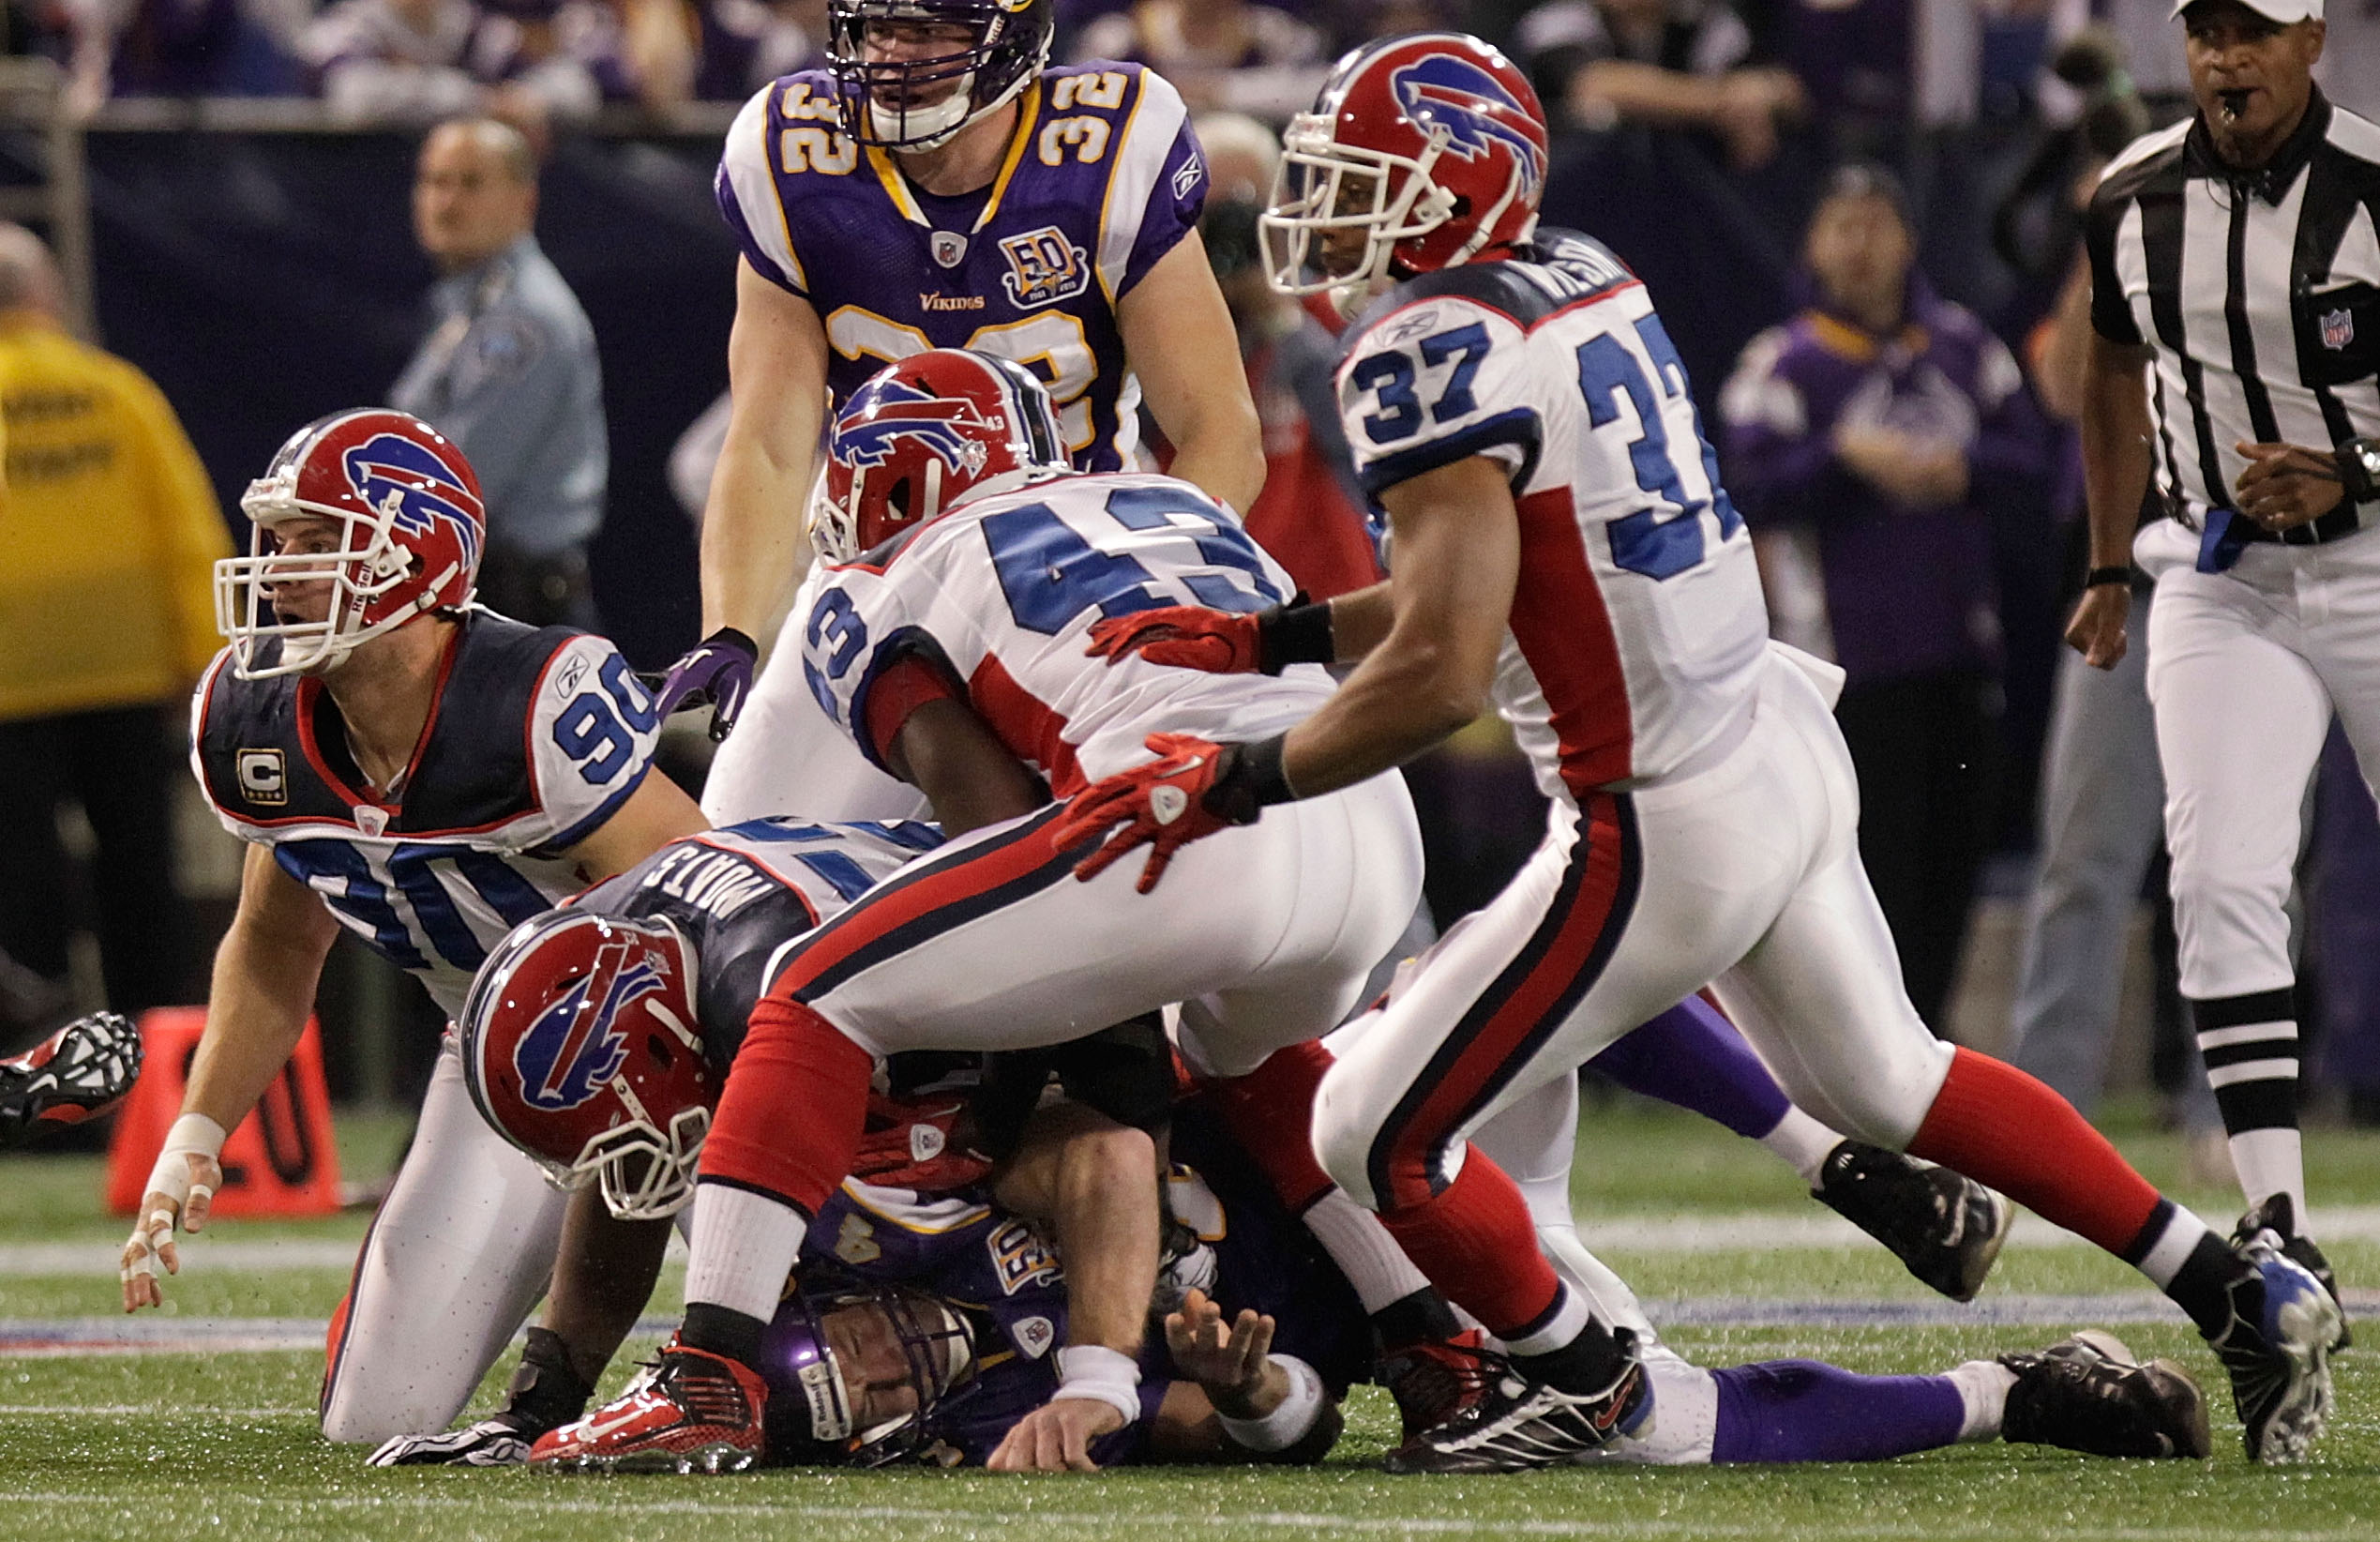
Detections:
889,695,1050,837
1118,233,1266,515
560,764,708,883
2067,332,2155,670
1147,1289,1342,1464
120,844,339,1310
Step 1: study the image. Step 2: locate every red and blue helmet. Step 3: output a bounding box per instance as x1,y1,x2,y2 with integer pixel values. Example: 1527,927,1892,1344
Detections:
458,908,715,1221
1262,33,1548,297
216,409,486,678
827,0,1054,151
816,347,1066,563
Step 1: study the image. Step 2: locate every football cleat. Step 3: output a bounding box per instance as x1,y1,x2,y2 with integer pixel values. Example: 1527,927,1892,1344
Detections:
1997,1330,2211,1459
0,1012,141,1150
1377,1328,1499,1443
2204,1229,2341,1464
1813,1141,2011,1302
1381,1329,1651,1474
527,1338,767,1474
2231,1195,2350,1351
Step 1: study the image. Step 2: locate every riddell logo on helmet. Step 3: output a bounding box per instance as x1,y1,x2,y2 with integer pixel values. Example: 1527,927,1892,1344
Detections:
512,938,666,1112
836,380,996,476
1390,55,1546,194
342,432,485,574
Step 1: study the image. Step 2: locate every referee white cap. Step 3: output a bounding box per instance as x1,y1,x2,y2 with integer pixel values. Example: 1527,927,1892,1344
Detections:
2169,0,2323,22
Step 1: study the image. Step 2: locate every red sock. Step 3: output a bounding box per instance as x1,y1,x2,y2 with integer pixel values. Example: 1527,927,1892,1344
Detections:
697,997,874,1216
1908,1047,2162,1256
1206,1040,1335,1214
1377,1149,1562,1338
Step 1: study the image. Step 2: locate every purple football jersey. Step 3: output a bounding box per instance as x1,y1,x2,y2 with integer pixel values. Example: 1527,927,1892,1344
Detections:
715,62,1207,471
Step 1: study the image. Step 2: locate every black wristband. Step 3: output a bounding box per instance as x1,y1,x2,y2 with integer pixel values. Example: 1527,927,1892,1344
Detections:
708,626,760,660
1202,734,1298,824
2083,566,2132,589
1257,597,1335,675
504,1326,595,1432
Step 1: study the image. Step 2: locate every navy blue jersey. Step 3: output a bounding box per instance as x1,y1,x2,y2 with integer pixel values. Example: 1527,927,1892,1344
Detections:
715,63,1206,469
190,610,662,1014
571,817,942,1071
801,1104,1369,1467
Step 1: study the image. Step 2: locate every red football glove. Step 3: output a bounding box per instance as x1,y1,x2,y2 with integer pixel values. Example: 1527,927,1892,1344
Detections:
1085,607,1264,674
1051,733,1262,894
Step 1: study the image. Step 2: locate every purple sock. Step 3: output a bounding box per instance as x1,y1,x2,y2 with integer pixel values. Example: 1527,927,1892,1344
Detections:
1588,997,1791,1140
1710,1361,1967,1462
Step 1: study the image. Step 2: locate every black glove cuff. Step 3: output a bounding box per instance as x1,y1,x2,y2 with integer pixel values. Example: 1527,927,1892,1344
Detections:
1203,734,1298,824
708,626,760,661
504,1326,595,1432
1257,596,1336,675
2083,566,2132,590
2341,437,2380,505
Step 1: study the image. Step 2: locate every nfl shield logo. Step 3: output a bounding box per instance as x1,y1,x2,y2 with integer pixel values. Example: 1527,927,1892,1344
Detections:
2322,308,2355,351
930,231,968,268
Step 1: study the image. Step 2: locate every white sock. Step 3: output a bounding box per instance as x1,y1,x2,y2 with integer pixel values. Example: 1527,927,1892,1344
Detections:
1301,1188,1431,1313
683,1183,808,1323
1761,1105,1843,1187
1944,1360,2018,1442
2229,1128,2308,1230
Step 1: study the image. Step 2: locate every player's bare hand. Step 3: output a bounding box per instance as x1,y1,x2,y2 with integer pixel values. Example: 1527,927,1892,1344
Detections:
986,1395,1124,1473
1164,1288,1275,1414
2063,582,2131,670
2234,441,2345,531
118,1152,220,1311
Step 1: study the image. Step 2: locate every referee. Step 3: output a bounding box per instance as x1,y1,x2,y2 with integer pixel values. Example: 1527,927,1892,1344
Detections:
2071,0,2378,1334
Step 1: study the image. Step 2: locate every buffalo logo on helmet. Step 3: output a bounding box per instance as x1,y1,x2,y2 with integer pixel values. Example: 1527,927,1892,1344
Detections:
342,431,486,574
1390,54,1546,195
835,379,1000,478
510,937,668,1112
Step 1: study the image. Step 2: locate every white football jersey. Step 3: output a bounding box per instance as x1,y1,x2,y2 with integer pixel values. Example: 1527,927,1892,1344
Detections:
795,471,1333,795
192,612,665,1015
1337,229,1771,798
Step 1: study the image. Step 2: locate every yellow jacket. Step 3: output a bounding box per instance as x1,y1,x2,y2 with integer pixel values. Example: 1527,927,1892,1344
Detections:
0,316,230,720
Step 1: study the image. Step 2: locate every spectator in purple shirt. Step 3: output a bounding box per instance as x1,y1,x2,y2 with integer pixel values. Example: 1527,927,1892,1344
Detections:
1720,162,2050,1033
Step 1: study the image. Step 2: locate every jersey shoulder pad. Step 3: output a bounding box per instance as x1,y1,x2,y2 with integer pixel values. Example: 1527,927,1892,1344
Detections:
190,652,349,833
1034,62,1203,300
506,627,662,853
1337,277,1546,498
2095,120,2191,207
717,70,847,294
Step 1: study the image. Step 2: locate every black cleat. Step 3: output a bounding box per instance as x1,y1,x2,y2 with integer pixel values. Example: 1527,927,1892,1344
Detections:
2231,1196,2349,1351
1378,1328,1498,1444
1813,1141,2011,1302
1998,1330,2211,1459
1381,1329,1651,1474
2206,1229,2339,1463
0,1012,141,1150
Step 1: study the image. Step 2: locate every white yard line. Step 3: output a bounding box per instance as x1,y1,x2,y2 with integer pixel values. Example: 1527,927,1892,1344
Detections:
0,1489,2370,1541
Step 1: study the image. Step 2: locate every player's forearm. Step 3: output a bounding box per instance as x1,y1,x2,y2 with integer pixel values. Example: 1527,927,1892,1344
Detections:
179,927,330,1132
2078,337,2157,569
699,431,815,637
1166,427,1267,520
1323,583,1393,661
1047,1120,1161,1356
1277,639,1483,797
539,1186,673,1388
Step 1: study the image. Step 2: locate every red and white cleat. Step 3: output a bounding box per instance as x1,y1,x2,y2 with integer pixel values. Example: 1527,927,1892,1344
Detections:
528,1338,767,1474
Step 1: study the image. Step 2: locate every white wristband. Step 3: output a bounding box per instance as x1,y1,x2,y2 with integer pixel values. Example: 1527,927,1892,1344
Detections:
145,1112,227,1207
1050,1344,1143,1427
1214,1353,1326,1453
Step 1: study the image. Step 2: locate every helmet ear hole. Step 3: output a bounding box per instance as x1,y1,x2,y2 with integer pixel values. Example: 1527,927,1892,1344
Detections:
889,476,913,518
647,1033,675,1069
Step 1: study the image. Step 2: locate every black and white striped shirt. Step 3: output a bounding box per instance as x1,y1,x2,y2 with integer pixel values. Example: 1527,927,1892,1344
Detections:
2087,88,2380,534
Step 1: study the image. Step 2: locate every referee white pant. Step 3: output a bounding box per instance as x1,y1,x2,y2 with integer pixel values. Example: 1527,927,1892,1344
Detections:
1314,647,1956,1214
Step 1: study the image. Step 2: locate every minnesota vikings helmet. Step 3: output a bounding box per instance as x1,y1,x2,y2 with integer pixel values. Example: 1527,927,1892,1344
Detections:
458,908,715,1221
1261,33,1549,297
827,0,1055,151
759,1274,980,1467
215,409,486,679
815,347,1067,563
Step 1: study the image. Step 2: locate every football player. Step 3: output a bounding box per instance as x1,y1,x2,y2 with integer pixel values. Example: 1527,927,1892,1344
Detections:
1069,34,2341,1469
652,0,1266,831
115,410,708,1446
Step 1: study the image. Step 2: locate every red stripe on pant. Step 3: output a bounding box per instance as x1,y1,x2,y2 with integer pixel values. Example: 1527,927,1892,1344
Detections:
318,1204,384,1420
1909,1047,2162,1254
698,996,877,1216
1374,792,1629,1212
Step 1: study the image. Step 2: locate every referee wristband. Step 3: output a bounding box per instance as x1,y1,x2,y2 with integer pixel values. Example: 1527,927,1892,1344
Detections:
1051,1344,1143,1427
2083,566,2132,589
1257,597,1335,674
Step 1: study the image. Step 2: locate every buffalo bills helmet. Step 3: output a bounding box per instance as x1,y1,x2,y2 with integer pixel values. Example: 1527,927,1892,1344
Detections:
216,409,487,679
816,347,1067,563
1261,33,1548,298
759,1274,980,1467
458,908,715,1221
827,0,1054,151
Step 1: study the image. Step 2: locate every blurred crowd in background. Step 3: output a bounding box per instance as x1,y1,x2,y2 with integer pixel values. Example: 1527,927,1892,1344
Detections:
7,0,2380,1146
